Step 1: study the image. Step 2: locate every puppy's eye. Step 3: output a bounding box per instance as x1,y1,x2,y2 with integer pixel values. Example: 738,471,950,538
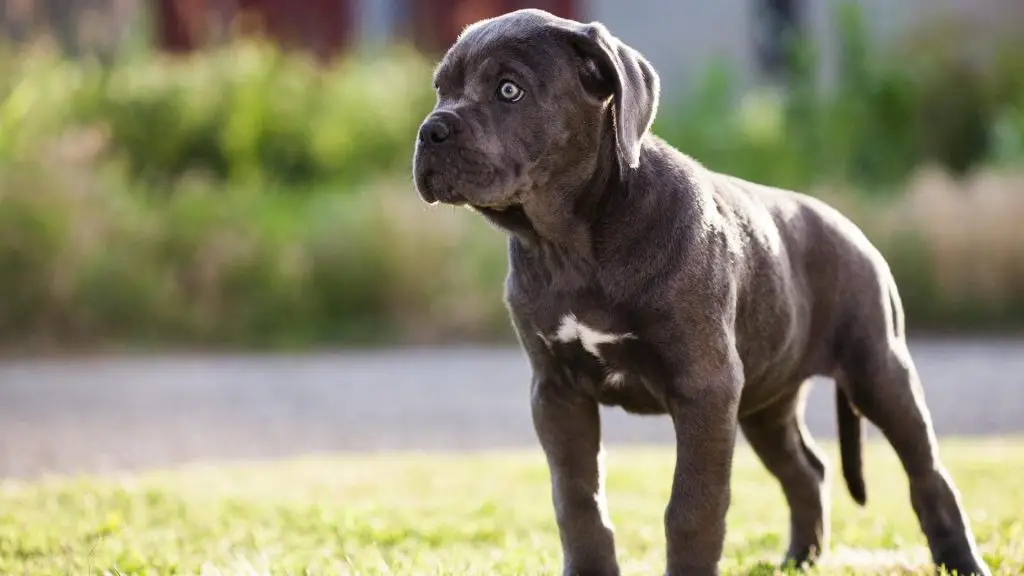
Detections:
497,80,525,103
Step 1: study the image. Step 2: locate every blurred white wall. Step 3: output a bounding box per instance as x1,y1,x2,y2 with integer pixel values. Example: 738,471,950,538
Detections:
581,0,1023,102
582,0,756,103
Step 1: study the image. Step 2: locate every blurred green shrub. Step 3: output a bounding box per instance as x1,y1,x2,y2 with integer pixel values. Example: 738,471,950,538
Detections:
0,161,511,351
0,39,436,188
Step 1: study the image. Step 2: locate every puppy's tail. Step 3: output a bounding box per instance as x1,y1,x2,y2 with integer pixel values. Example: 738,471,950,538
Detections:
836,386,867,506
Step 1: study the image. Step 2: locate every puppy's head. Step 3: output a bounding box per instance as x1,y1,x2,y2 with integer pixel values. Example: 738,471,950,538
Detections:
412,9,660,214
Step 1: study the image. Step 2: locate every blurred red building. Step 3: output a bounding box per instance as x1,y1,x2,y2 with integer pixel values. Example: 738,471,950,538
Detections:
155,0,354,59
154,0,577,60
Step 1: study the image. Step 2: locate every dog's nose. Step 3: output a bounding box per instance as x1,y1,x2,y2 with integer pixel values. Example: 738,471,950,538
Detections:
418,116,453,145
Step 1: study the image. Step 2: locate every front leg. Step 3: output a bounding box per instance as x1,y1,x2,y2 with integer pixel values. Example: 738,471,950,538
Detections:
532,376,619,576
663,346,743,576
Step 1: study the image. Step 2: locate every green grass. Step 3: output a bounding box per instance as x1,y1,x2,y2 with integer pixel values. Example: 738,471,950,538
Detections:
2,439,1022,575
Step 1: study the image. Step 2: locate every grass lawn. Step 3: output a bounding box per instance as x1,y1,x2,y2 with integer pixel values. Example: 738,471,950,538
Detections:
1,438,1022,575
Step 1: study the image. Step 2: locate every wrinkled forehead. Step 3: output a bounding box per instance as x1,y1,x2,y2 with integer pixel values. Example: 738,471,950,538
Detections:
434,16,569,89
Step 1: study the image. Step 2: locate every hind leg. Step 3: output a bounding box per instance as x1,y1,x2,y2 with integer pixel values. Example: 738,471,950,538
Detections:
838,336,990,576
740,385,829,569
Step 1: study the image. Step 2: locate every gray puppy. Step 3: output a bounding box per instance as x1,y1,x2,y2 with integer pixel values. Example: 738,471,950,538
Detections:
412,9,991,576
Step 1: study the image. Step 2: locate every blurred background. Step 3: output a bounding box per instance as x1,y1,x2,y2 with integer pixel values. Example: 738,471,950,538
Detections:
0,0,1022,478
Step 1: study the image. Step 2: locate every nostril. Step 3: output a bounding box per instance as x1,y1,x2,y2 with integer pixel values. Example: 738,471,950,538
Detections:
419,119,451,144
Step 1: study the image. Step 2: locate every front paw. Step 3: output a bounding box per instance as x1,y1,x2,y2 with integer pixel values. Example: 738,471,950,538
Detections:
935,555,991,576
781,546,822,572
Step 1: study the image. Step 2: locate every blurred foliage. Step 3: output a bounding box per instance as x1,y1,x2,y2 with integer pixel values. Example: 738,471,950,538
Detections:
1,3,1022,192
0,163,511,351
0,3,1022,351
0,38,436,188
654,3,1024,192
0,157,1021,353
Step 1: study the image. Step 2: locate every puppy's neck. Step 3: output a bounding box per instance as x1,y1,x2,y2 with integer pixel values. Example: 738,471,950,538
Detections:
475,121,619,260
481,118,684,293
521,130,621,264
509,135,712,302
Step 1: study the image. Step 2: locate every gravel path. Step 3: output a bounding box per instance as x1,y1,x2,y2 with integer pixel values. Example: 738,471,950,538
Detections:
1,339,1022,479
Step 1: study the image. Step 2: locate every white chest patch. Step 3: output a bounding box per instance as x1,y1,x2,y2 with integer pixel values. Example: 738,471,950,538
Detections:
552,313,635,362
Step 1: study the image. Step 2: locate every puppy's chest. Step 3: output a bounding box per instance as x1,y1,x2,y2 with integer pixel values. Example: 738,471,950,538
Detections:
526,299,667,414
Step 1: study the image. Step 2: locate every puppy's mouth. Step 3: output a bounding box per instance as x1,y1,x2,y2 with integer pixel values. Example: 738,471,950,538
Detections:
415,169,465,206
414,150,513,208
416,171,513,210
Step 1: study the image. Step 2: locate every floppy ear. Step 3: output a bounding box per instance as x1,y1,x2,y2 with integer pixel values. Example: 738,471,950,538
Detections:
554,21,660,173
